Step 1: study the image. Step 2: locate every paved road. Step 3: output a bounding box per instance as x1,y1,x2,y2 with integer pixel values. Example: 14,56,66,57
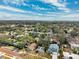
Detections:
63,52,79,59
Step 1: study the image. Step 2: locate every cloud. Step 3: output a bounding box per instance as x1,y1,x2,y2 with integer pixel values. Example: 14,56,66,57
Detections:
31,4,51,11
0,11,49,20
61,13,79,18
58,7,71,12
0,5,55,17
42,0,65,7
53,13,79,21
0,10,79,21
0,5,26,13
42,0,71,12
0,0,79,21
3,0,25,5
0,11,32,20
0,5,42,15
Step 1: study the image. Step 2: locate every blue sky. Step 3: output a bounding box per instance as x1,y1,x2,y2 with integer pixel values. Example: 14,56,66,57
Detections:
0,0,79,21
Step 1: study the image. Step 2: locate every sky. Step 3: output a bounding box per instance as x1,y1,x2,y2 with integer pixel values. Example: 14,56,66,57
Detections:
0,0,79,21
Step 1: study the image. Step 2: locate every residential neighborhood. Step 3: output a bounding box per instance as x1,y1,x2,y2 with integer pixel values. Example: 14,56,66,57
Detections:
0,21,79,59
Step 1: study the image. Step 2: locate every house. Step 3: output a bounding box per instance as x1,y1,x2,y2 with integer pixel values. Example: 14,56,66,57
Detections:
50,36,59,43
0,47,23,59
36,46,45,54
28,42,37,51
0,33,10,38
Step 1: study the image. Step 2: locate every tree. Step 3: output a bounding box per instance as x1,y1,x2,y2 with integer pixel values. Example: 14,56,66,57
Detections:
38,38,50,51
48,43,59,54
58,36,65,59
